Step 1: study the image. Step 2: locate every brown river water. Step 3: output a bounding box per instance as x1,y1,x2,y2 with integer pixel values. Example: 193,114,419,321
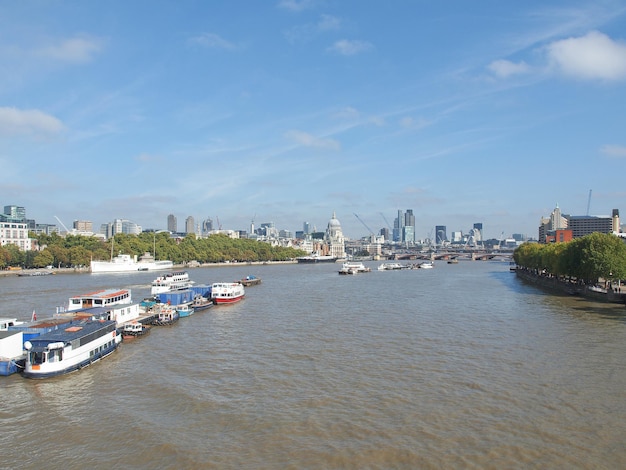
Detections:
1,261,625,469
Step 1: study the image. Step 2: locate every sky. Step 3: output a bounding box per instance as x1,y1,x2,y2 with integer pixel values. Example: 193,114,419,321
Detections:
1,0,626,241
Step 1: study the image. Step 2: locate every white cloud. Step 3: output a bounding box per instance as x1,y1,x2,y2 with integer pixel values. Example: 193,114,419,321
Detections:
37,36,103,63
488,59,531,78
601,144,626,158
328,39,372,56
546,31,626,80
0,107,65,137
189,33,237,50
285,130,340,150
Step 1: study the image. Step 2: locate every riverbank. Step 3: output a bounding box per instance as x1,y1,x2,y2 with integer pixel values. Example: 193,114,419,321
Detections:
515,267,626,304
0,260,297,277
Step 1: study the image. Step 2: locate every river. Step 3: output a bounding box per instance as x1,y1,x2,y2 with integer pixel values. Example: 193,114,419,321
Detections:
1,260,625,469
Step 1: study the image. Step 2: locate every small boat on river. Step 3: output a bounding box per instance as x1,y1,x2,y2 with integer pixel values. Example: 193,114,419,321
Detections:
338,262,371,275
176,303,195,318
122,322,150,339
211,282,245,304
377,262,404,271
238,275,261,286
192,295,214,311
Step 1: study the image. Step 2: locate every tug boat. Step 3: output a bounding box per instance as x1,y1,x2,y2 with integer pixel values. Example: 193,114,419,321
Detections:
122,322,150,339
22,319,120,379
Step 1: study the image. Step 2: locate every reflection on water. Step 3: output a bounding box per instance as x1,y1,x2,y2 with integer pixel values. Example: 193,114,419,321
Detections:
1,261,625,469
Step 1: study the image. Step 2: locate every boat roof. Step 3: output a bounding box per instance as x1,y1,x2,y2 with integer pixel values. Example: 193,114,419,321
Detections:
69,288,130,300
10,318,75,330
0,330,22,340
28,320,116,346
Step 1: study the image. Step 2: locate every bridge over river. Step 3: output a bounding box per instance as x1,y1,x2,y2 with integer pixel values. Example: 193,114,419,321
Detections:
389,249,514,262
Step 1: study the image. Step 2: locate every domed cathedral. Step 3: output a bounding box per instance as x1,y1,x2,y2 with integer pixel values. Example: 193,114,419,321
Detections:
325,212,347,259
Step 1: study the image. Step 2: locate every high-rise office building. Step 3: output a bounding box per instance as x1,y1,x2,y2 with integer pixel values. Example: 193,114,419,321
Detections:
167,214,177,233
185,216,195,234
403,209,415,243
435,225,447,245
202,217,213,235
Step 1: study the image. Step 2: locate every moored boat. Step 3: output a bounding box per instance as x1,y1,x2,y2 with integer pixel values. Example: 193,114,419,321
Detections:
67,288,133,311
192,294,214,311
90,252,173,274
296,254,338,263
238,275,261,286
17,270,54,277
122,322,150,339
176,303,195,318
23,319,121,379
211,282,245,304
153,304,180,326
151,271,194,295
377,262,404,271
418,261,434,269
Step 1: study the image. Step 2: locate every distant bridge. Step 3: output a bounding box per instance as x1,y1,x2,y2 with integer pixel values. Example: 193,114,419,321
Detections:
390,250,513,262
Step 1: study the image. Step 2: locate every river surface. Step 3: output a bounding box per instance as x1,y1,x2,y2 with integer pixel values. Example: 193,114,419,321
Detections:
1,260,625,469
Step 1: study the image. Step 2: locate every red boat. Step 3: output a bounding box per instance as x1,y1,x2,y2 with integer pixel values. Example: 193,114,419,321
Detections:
211,282,245,304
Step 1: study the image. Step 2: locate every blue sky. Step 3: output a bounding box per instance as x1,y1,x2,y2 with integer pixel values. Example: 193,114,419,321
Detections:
1,1,626,241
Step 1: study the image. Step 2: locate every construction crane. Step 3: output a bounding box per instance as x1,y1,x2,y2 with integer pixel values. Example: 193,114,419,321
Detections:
354,213,375,237
586,189,592,216
54,215,71,233
380,212,393,231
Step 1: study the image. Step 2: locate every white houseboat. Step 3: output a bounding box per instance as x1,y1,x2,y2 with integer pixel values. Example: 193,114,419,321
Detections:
23,319,121,379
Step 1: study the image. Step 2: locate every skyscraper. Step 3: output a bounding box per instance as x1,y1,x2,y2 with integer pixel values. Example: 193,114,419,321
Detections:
167,214,177,233
435,225,447,245
403,209,415,244
185,216,195,234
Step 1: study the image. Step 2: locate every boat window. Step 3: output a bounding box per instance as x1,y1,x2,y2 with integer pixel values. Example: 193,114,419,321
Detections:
49,349,62,362
30,351,46,365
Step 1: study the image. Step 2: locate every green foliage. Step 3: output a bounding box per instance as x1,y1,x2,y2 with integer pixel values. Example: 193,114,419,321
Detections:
514,233,626,284
3,232,307,269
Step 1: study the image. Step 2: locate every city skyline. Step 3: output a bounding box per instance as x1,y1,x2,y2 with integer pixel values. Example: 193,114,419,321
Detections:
1,2,625,240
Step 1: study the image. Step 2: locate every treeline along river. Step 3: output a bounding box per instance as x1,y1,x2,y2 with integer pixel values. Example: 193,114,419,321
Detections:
1,261,625,469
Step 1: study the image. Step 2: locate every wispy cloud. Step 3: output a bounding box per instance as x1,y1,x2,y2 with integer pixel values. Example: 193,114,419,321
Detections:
318,14,341,31
135,153,164,163
36,35,103,63
0,107,65,138
189,33,237,50
601,144,626,158
488,59,531,78
284,129,340,150
328,39,372,56
399,116,432,130
284,14,341,43
277,0,318,12
546,31,626,80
